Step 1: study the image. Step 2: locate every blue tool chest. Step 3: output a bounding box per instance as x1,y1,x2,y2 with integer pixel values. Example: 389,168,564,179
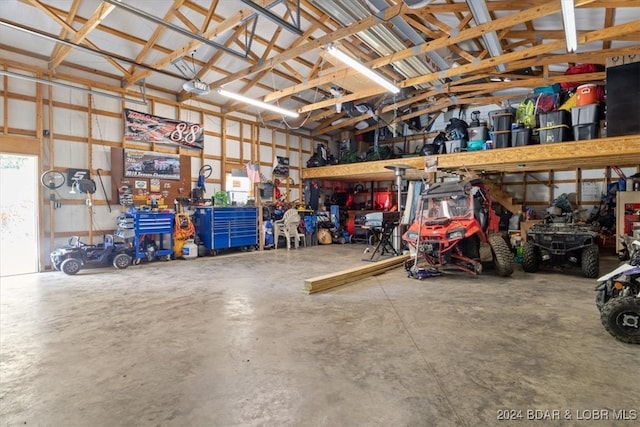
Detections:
193,206,258,252
118,211,174,262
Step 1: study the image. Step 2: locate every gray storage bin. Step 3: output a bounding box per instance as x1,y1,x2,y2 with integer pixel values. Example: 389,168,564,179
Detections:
571,104,598,126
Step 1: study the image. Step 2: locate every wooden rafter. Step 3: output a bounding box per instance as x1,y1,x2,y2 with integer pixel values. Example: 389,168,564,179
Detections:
19,0,128,76
126,0,276,86
49,1,115,69
4,0,640,144
200,0,220,33
300,18,638,117
50,0,80,60
207,2,407,90
129,0,185,76
603,8,616,49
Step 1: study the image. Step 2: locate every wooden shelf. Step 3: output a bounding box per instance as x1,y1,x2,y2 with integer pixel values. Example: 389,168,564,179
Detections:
301,135,640,182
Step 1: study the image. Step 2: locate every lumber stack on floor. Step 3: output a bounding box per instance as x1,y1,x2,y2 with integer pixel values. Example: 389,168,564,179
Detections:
304,254,410,294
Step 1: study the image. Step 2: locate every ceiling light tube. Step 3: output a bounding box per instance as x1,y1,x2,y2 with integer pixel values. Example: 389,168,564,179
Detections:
561,0,578,52
326,44,400,94
217,89,299,118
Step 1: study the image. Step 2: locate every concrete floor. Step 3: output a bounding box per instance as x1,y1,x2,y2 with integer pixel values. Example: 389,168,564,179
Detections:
1,244,638,426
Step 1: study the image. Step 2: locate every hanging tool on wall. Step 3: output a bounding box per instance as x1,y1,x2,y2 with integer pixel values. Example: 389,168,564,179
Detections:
96,168,111,212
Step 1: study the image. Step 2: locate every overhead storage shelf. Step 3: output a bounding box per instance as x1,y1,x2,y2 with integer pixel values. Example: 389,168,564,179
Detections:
301,136,640,182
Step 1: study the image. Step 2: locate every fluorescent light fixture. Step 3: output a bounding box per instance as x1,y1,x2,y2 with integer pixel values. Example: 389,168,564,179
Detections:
217,89,299,118
561,0,578,52
326,43,400,94
465,0,507,73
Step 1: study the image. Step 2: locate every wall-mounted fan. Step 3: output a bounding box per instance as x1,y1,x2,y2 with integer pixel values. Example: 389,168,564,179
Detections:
40,170,65,190
40,170,65,206
171,52,210,96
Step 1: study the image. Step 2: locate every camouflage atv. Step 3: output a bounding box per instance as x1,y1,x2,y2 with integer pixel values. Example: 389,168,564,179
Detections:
522,221,599,278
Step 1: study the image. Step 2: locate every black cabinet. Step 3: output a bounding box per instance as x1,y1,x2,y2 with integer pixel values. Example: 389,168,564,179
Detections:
606,62,640,137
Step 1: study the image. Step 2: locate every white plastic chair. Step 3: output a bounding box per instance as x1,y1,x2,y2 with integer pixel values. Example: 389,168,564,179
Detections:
274,209,305,249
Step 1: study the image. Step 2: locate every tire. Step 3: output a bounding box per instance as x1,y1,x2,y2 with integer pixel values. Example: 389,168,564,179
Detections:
112,253,131,269
521,241,540,273
499,231,513,252
595,291,606,312
581,244,599,278
600,297,640,344
488,234,514,277
60,258,81,275
404,258,415,271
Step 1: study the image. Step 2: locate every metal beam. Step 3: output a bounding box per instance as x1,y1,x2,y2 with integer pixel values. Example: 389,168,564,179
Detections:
239,0,303,35
0,70,147,105
0,19,182,80
102,0,249,59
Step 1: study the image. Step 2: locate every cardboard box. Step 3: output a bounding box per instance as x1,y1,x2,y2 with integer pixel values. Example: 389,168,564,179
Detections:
357,140,370,154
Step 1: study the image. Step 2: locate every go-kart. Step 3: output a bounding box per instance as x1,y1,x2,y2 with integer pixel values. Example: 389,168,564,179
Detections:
50,235,133,275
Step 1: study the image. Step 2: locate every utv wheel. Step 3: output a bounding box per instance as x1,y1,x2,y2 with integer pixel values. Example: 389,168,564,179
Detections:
60,258,81,275
113,253,131,269
600,297,640,344
404,258,415,271
488,234,514,277
521,241,540,273
581,244,599,278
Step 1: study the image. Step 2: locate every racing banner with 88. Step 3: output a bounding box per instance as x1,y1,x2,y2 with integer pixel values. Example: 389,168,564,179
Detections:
124,108,204,149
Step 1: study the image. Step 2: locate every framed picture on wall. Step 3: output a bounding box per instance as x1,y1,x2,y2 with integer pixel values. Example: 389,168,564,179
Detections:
124,149,180,180
150,178,161,193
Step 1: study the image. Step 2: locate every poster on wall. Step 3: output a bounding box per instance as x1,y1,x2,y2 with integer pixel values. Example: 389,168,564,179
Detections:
124,149,180,180
124,108,204,149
